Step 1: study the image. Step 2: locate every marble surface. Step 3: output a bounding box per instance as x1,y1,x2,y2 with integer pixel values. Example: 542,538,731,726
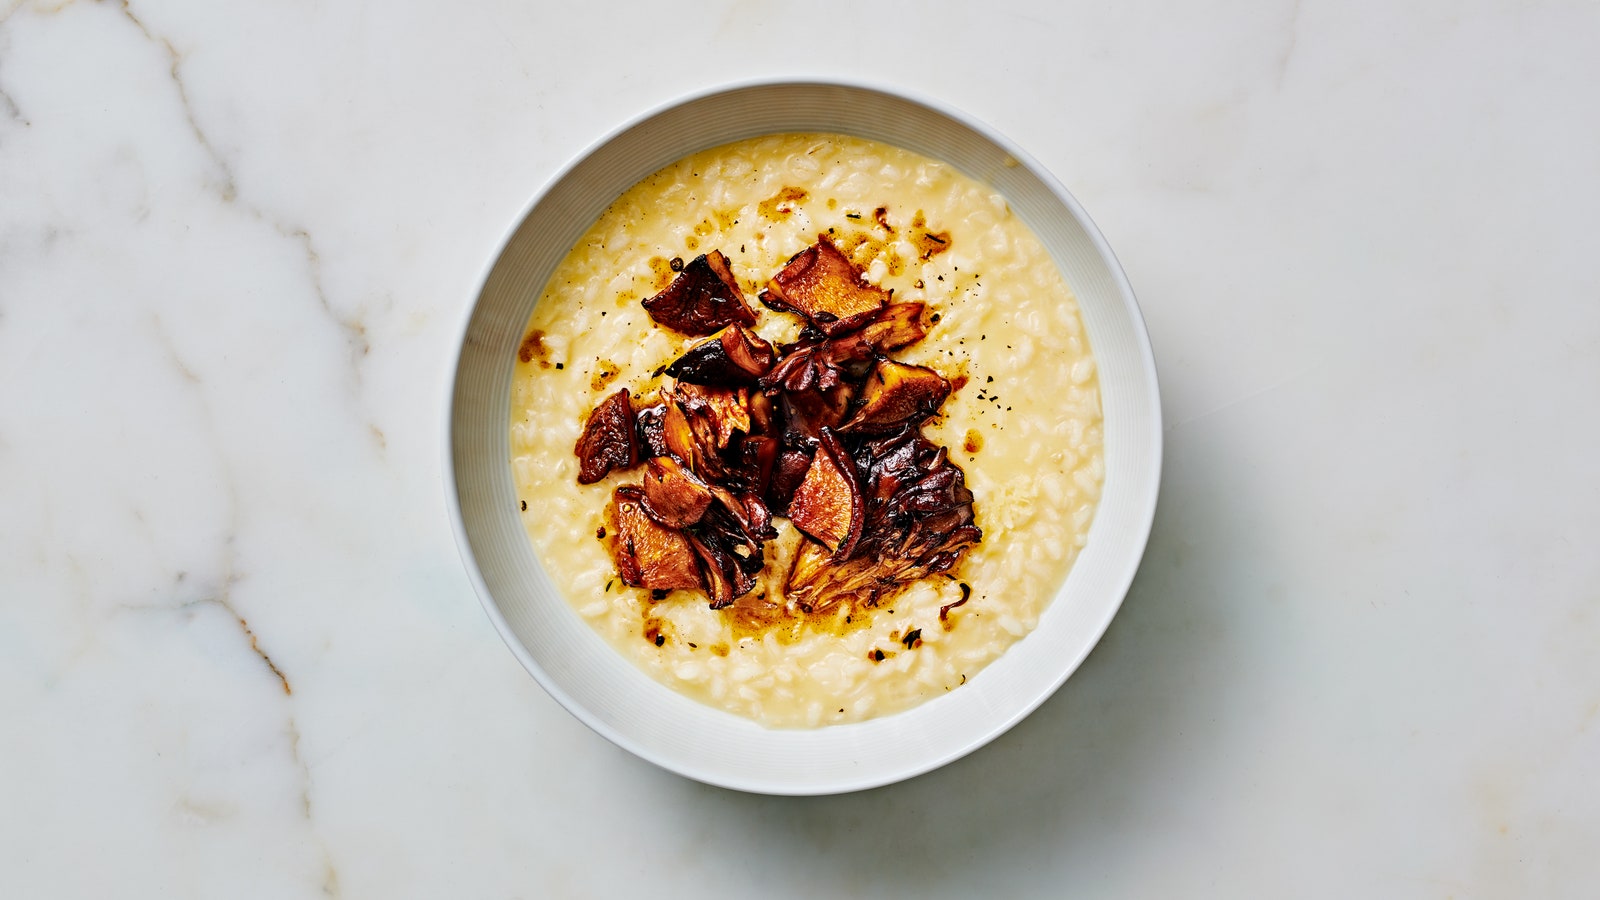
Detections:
2,0,1597,895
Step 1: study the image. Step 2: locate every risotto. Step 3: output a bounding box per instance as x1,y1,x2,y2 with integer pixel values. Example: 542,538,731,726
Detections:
510,133,1102,727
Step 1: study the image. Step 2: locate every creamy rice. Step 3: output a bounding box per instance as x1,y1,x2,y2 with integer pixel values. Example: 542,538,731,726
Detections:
510,134,1102,727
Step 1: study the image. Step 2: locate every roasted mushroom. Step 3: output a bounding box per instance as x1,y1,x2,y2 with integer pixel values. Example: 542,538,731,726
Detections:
639,456,715,529
759,339,864,395
840,359,951,433
704,485,777,545
778,386,852,441
688,497,770,609
786,429,864,557
581,237,975,618
634,401,670,459
732,434,780,497
785,539,880,614
658,392,701,471
611,486,702,591
764,446,813,516
746,390,776,435
759,236,889,335
786,428,980,613
757,304,925,397
642,250,758,336
664,326,776,386
856,302,927,352
574,388,638,484
850,428,981,569
732,491,776,543
688,528,758,609
673,383,751,450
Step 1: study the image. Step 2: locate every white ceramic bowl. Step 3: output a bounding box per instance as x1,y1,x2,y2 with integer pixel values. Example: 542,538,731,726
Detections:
446,80,1161,795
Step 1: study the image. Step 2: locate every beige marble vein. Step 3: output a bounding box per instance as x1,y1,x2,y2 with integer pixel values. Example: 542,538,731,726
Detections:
116,0,236,202
0,82,25,125
273,223,373,370
1273,0,1303,88
136,315,343,891
110,0,376,417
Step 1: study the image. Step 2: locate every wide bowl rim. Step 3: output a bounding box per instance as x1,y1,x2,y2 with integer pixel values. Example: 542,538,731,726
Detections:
444,75,1162,795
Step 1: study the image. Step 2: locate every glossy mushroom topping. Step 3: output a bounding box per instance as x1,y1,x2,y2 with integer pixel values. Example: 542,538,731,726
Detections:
574,237,981,615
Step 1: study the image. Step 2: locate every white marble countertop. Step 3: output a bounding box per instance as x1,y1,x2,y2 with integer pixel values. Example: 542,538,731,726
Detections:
3,1,1597,896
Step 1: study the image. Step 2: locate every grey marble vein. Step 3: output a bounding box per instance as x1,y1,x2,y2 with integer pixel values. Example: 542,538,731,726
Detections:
115,0,375,418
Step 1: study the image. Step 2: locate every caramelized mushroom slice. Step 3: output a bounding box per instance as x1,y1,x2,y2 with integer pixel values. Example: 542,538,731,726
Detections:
759,236,889,335
758,339,871,395
746,390,775,435
786,429,863,557
786,429,981,613
857,302,927,352
659,393,700,470
688,529,758,609
736,491,775,543
850,428,981,569
764,446,813,516
611,486,702,591
759,344,838,394
840,359,951,433
639,457,715,529
634,402,670,459
702,484,777,544
780,386,851,440
574,388,638,484
673,383,751,449
713,430,776,498
759,308,918,396
785,539,882,614
736,434,780,493
653,384,748,483
642,250,757,336
664,326,776,386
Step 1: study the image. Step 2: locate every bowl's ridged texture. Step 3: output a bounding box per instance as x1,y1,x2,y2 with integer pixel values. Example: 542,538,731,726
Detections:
448,82,1161,794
